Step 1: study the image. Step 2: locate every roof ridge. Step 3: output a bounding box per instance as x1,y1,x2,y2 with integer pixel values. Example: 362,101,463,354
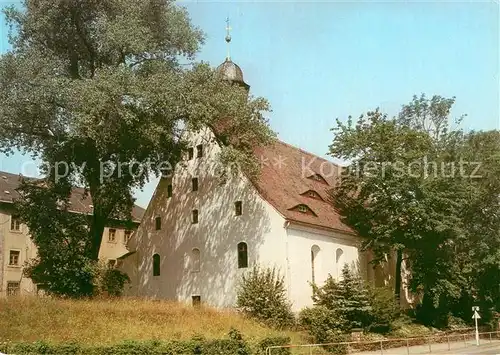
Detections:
274,139,340,167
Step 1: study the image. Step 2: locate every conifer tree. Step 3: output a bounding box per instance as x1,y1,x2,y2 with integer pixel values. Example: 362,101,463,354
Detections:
312,264,373,329
336,264,373,328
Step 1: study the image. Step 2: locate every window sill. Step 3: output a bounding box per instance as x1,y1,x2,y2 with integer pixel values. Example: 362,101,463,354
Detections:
9,230,23,234
7,265,21,269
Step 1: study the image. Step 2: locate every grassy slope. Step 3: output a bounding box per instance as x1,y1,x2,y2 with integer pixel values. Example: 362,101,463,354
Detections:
0,297,306,346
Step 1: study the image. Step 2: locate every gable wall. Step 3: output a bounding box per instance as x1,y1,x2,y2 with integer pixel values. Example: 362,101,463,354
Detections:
123,128,289,307
286,223,363,310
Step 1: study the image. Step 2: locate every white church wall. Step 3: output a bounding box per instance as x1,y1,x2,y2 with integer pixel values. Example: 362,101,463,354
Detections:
122,127,289,307
285,223,361,311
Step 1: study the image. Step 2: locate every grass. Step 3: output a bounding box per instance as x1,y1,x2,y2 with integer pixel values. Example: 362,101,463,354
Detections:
0,296,306,346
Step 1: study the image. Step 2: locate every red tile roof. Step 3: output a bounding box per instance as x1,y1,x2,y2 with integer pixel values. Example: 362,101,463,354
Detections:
0,171,145,222
252,140,354,234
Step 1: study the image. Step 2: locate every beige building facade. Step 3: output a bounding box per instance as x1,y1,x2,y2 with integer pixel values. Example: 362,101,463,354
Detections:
0,171,144,296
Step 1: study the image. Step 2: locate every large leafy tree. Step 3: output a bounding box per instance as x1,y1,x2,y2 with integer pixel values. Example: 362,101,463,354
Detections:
0,0,273,262
330,94,500,325
16,178,96,296
328,95,469,312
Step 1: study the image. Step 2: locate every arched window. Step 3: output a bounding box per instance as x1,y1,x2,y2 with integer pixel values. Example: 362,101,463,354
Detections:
311,245,320,284
153,253,161,276
237,242,248,269
191,248,200,272
336,248,344,279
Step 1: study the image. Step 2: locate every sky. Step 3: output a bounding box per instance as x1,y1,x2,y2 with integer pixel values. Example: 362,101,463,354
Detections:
0,0,498,207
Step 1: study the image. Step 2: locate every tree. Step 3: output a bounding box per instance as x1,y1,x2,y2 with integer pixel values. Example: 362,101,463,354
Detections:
330,94,500,326
16,178,96,296
329,95,468,308
446,130,500,323
0,0,274,263
312,265,372,329
236,266,295,329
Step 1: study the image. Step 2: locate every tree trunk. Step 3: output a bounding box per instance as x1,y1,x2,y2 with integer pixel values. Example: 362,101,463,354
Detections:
394,249,403,302
86,155,108,261
89,207,106,261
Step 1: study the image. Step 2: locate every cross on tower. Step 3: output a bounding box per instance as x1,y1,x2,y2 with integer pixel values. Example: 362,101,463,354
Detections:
225,17,232,60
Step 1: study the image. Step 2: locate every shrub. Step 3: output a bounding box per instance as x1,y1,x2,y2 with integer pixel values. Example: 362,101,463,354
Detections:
298,306,347,344
254,336,291,355
367,286,401,333
95,264,130,297
1,333,285,355
236,266,295,329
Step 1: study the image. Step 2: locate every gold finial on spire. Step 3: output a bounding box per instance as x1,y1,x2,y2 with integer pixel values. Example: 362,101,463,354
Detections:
225,17,232,61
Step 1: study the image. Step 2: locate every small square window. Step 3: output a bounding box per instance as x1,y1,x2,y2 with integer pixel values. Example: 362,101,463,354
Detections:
108,259,116,268
192,295,201,307
235,201,242,216
167,184,173,198
9,250,20,266
10,216,21,231
7,281,20,296
108,228,116,242
196,144,203,158
188,148,194,160
192,209,199,224
155,216,162,230
124,230,132,243
192,178,198,192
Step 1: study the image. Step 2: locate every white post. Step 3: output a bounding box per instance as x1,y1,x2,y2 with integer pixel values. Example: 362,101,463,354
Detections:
472,306,481,346
475,315,479,346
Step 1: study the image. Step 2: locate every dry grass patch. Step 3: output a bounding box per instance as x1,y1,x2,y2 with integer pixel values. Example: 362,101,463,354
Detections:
0,296,304,346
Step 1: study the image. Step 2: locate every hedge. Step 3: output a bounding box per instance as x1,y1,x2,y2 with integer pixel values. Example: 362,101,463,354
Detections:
0,334,291,355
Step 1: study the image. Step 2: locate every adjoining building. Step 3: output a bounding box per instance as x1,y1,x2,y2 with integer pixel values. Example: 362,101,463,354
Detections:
0,170,145,296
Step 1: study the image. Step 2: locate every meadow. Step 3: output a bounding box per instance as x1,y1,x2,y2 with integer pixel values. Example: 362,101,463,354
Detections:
0,297,304,346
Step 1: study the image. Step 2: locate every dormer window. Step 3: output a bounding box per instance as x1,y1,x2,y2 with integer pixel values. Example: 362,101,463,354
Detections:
289,204,317,216
301,190,324,201
307,173,329,185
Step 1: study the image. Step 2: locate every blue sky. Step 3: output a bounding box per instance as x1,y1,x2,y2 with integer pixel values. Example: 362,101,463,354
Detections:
0,1,498,207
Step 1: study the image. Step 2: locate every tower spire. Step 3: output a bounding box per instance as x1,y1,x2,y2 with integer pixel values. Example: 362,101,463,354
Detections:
225,17,232,61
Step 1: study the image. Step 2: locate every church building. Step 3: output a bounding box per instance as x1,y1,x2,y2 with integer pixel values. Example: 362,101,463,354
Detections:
120,25,408,311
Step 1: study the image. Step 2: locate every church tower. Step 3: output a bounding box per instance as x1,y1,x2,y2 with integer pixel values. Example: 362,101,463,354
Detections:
216,18,250,92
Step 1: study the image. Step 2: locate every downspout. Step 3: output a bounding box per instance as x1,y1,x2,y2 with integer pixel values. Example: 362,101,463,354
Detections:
283,220,291,302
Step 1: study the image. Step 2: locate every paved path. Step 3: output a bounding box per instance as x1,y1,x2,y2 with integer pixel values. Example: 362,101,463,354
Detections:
350,339,500,355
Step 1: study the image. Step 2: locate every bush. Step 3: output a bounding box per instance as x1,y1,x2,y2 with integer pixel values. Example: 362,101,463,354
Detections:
254,336,291,355
0,334,291,354
298,306,347,344
367,286,402,333
236,266,295,329
95,264,130,297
